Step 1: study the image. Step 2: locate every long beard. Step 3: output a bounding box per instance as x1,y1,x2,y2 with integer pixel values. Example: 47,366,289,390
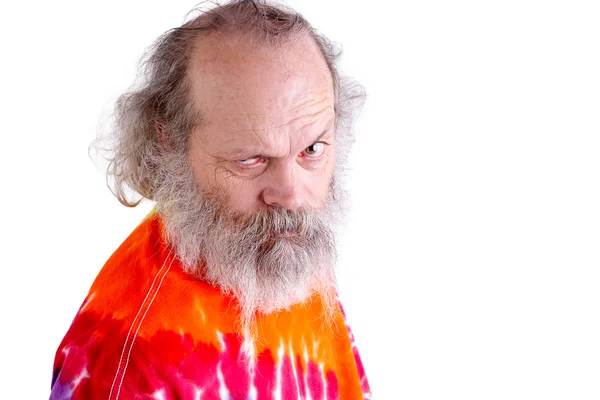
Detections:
154,153,345,334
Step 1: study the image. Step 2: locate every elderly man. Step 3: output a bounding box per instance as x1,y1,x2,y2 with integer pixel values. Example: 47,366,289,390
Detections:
50,1,370,399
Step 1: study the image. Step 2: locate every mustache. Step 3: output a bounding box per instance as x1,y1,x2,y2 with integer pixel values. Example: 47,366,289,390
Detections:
213,202,320,238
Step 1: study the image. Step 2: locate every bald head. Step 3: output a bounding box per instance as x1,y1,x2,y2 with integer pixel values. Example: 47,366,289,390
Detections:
189,31,334,123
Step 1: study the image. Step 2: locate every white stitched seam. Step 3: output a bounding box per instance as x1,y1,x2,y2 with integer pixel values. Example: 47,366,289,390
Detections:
108,250,173,400
115,254,174,399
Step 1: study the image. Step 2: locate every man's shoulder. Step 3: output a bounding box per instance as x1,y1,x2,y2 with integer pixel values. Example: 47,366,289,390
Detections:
57,210,203,348
50,212,166,396
84,211,167,310
49,211,219,399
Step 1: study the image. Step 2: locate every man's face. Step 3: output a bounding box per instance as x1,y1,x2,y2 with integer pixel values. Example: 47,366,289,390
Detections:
187,33,336,216
155,33,341,329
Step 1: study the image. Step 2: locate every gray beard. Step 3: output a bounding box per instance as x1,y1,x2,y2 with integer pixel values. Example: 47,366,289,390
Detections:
153,153,345,333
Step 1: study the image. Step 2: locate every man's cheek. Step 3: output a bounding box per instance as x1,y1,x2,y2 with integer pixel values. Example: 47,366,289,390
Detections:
227,186,262,215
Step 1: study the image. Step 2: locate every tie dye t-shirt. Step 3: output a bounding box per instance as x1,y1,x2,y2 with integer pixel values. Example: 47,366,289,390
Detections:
50,212,371,399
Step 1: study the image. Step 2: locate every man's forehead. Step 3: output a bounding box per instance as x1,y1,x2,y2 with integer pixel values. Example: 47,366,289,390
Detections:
208,113,335,157
187,32,335,157
187,32,334,109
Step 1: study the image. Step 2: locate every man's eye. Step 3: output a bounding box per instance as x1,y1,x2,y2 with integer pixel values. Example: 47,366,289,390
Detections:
301,142,326,158
236,157,265,167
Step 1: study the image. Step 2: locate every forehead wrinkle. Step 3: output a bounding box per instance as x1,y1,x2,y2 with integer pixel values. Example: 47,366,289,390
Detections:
287,85,333,112
288,115,334,148
212,124,279,158
215,105,334,159
213,132,266,158
270,103,333,132
208,107,268,153
262,110,334,159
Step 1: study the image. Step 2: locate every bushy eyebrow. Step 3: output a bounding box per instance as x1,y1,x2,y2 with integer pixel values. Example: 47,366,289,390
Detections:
222,124,334,160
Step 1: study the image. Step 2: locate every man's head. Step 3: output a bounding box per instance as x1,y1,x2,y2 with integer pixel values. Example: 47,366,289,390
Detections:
96,0,365,330
188,31,336,215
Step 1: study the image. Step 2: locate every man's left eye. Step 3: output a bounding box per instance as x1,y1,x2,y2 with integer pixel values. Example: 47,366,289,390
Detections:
301,142,326,158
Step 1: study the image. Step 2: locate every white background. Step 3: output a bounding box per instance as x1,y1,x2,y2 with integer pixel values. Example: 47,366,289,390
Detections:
1,0,599,398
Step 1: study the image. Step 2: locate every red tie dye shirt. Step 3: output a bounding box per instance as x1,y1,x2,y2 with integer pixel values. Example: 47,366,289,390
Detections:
50,212,371,399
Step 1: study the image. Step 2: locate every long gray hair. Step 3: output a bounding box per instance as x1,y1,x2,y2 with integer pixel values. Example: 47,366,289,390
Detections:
91,0,365,207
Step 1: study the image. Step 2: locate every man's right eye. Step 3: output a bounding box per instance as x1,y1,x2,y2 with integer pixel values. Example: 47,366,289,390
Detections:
236,157,266,167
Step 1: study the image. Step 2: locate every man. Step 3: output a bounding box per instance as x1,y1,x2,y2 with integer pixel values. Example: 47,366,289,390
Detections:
51,1,370,398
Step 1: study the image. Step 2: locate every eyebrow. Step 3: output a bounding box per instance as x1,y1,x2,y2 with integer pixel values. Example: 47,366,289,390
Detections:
223,126,334,160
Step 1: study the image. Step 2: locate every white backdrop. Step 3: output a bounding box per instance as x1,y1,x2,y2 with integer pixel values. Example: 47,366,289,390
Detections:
1,1,599,398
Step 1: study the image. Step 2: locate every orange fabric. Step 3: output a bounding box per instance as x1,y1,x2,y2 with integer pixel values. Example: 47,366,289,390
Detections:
51,212,371,399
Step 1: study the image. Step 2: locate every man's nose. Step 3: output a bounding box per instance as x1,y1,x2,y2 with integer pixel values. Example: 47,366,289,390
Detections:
261,165,304,211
